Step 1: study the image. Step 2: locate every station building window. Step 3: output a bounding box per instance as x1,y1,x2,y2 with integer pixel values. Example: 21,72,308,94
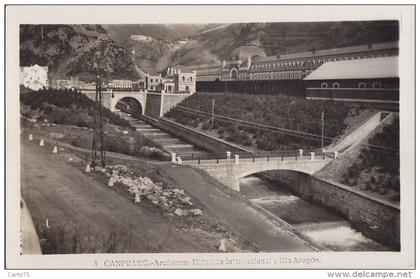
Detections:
358,82,367,88
321,82,328,88
373,82,382,89
332,82,340,88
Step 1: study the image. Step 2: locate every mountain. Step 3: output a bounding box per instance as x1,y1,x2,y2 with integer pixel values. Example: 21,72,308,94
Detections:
20,24,139,80
102,24,223,46
119,21,399,73
102,24,225,74
20,21,399,79
169,21,399,66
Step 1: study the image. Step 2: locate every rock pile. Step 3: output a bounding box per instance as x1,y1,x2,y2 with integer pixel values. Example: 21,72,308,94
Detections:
105,164,203,217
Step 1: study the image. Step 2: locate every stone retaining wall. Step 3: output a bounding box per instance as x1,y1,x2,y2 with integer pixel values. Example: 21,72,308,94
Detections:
262,170,400,250
143,117,252,155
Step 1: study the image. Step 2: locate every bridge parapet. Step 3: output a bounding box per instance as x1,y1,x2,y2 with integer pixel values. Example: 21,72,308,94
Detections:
176,149,337,191
176,149,337,165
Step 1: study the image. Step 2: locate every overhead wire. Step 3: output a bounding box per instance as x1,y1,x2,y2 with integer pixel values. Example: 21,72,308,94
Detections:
170,105,399,153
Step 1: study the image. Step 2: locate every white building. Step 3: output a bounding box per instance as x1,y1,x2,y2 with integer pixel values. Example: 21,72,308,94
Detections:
173,69,196,93
20,64,49,91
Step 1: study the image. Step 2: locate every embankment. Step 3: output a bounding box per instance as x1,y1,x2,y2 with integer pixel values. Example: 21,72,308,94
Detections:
261,170,400,250
142,116,252,155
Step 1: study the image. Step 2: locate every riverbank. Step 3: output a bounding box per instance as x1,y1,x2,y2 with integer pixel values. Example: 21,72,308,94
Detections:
240,176,390,251
258,171,400,250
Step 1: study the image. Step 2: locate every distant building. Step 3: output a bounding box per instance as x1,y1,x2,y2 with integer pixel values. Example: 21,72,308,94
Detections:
173,69,196,93
303,56,399,103
148,68,196,94
162,79,175,93
184,42,399,82
221,59,242,80
193,62,223,82
108,79,133,90
20,64,49,91
145,73,162,92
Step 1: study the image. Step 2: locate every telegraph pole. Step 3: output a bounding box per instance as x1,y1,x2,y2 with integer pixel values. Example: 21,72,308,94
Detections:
211,99,215,128
91,75,106,169
321,110,325,150
98,76,105,167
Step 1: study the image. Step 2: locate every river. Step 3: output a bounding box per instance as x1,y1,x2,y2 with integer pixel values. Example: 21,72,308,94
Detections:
240,176,390,251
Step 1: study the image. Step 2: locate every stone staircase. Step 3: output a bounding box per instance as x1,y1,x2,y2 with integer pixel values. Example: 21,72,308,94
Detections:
117,111,209,157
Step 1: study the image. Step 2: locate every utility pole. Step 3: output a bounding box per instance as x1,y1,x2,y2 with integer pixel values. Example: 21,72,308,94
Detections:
321,110,325,150
211,99,215,128
91,75,106,169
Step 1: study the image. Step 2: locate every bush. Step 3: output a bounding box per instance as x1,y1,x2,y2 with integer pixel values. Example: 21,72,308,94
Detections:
20,89,133,129
103,134,131,155
165,92,351,151
341,118,400,196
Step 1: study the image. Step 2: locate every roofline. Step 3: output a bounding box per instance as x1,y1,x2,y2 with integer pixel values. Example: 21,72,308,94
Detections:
252,41,399,63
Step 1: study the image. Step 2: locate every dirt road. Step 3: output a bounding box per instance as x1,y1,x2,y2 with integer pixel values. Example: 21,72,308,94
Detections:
21,141,226,253
158,164,313,252
21,135,313,253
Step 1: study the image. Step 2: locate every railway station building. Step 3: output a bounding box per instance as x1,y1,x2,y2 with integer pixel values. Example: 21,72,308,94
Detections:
303,56,399,103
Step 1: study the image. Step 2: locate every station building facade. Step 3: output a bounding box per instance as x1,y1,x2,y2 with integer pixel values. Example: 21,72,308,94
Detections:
172,41,399,99
179,42,398,83
303,56,399,103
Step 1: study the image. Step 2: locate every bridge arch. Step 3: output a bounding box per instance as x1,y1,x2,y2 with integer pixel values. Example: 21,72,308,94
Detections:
115,96,143,117
190,158,331,192
108,92,147,117
235,164,321,180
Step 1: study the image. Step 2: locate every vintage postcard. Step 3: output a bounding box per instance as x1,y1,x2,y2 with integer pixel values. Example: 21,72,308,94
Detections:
4,5,415,269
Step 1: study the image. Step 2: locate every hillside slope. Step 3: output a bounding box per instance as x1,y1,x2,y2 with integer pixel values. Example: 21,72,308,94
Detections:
20,21,399,78
103,24,223,45
20,25,139,80
170,21,399,66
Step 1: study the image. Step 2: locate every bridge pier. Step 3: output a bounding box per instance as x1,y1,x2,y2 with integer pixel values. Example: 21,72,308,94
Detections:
187,156,333,192
234,154,239,164
310,152,315,160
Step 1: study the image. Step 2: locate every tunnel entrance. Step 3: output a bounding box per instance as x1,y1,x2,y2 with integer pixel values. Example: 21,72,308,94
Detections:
115,97,143,118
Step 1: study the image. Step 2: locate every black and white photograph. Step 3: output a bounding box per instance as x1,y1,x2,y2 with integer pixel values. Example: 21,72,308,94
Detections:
4,4,415,270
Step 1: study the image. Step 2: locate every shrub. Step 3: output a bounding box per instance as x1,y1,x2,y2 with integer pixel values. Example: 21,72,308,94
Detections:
20,89,133,129
165,92,351,150
370,176,376,184
341,118,400,196
103,134,131,155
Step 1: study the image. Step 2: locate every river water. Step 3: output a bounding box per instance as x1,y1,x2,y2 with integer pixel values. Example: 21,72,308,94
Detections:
240,176,390,251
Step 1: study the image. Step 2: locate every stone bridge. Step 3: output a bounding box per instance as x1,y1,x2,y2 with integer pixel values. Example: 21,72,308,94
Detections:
81,90,147,115
81,89,192,119
178,151,337,191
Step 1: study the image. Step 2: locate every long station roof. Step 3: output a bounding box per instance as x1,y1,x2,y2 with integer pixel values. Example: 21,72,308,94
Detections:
252,42,399,64
303,56,399,80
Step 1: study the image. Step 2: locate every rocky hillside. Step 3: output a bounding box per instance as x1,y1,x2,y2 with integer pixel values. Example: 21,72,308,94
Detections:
20,21,399,79
20,24,139,80
170,21,399,66
103,24,224,74
117,21,399,73
103,24,222,45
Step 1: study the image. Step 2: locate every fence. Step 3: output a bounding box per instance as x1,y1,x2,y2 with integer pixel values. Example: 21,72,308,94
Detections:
176,149,336,165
